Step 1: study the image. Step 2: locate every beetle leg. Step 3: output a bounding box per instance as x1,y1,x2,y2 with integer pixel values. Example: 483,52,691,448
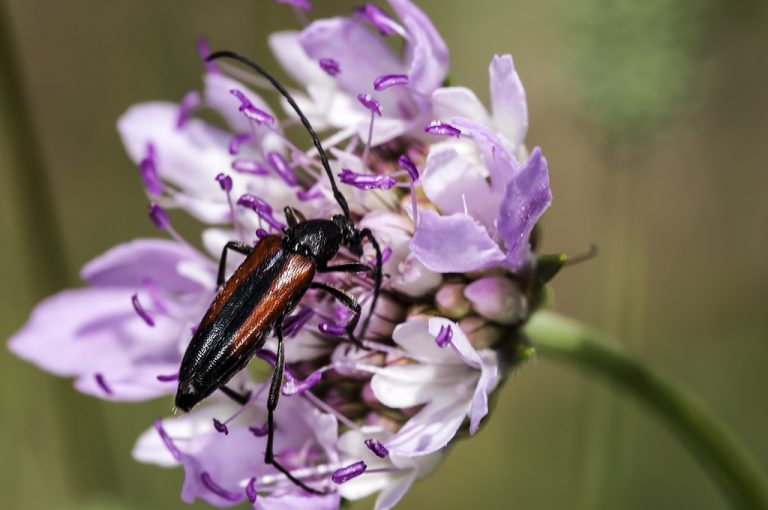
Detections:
356,229,383,342
217,241,253,287
310,282,364,349
219,385,251,406
317,262,370,274
264,320,326,495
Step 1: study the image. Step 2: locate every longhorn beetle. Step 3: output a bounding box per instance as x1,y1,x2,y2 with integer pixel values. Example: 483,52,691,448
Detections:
175,51,383,494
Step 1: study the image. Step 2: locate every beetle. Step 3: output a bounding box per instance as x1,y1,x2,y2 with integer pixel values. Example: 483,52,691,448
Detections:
174,51,383,493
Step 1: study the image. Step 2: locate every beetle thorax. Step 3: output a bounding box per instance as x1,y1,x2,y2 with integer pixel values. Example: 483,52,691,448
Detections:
284,219,343,266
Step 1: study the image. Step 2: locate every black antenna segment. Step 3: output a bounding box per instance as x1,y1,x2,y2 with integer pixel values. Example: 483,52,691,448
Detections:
207,50,351,218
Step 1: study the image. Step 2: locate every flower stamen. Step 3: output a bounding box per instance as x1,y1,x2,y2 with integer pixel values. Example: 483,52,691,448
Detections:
200,471,243,502
332,461,367,484
131,292,155,327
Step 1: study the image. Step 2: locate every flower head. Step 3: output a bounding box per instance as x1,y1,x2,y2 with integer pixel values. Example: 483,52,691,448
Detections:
9,1,555,508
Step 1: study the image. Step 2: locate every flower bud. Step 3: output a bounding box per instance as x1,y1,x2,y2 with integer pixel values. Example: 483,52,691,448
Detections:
435,282,471,319
464,275,527,325
458,316,503,350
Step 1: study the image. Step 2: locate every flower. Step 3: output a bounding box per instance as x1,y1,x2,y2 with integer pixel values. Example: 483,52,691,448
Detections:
8,1,555,509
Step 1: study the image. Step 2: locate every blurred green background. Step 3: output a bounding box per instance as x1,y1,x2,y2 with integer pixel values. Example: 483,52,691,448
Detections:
1,0,766,509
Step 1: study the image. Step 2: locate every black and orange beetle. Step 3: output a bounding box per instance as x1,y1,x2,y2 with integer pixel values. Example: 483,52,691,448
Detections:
174,51,383,493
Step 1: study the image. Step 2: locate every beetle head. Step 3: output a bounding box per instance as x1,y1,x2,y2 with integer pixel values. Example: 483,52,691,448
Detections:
332,214,364,257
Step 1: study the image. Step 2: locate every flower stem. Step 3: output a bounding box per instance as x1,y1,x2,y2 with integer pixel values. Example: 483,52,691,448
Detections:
524,311,768,510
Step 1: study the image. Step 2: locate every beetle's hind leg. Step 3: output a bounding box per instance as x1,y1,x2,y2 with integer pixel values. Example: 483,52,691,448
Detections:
264,320,326,495
217,241,253,287
310,282,364,349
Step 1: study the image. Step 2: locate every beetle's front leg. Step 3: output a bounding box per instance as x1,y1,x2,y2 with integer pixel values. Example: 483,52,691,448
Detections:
311,282,364,349
217,241,253,287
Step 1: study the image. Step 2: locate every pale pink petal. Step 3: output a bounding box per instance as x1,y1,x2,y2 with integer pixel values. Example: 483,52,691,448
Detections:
431,87,490,125
489,54,528,147
383,398,466,457
269,31,336,89
389,0,449,96
256,493,340,510
300,18,406,107
421,145,498,228
497,146,552,267
410,210,506,273
81,239,208,292
203,73,284,155
469,360,499,435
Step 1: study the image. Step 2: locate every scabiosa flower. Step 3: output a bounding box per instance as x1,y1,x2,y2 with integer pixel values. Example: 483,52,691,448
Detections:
8,1,557,508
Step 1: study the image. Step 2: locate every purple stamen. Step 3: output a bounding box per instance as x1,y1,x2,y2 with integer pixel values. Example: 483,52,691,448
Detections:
374,74,409,91
355,4,402,35
332,461,367,484
228,133,252,155
319,58,341,76
380,247,393,264
319,322,346,337
338,169,396,190
237,194,285,230
398,154,419,181
249,422,269,437
245,477,258,503
425,121,461,138
197,36,219,74
231,159,270,175
148,203,170,230
267,152,298,186
229,89,275,125
154,419,182,461
200,472,242,502
282,307,314,337
274,0,312,10
215,173,233,193
94,373,113,395
357,94,382,116
435,324,453,348
242,106,275,125
131,293,155,327
213,418,229,435
297,187,324,202
255,228,269,239
282,370,323,396
364,438,389,458
156,373,179,382
138,143,163,197
176,90,201,129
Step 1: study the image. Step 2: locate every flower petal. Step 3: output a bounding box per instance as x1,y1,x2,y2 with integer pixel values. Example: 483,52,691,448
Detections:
489,54,528,147
431,87,490,125
81,238,209,293
469,357,499,435
420,144,498,228
389,0,449,96
497,146,552,267
300,17,406,106
383,398,467,457
410,210,506,272
8,288,185,400
203,73,284,155
256,493,341,510
269,30,336,89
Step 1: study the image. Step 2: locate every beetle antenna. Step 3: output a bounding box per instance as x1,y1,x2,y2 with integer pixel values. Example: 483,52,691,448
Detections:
206,50,351,218
357,228,382,341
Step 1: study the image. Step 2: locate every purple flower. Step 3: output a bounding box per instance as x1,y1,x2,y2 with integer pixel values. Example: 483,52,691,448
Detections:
370,318,499,456
10,1,557,509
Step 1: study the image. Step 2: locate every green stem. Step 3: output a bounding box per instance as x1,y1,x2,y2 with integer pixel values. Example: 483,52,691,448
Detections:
524,311,768,510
